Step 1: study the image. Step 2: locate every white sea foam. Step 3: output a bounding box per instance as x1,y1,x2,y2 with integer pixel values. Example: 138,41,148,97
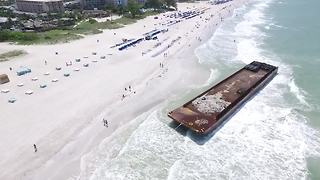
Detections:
288,79,309,107
203,68,220,87
78,0,320,179
80,92,320,179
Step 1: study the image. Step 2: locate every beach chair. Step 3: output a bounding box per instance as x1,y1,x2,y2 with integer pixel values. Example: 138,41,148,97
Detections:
52,78,59,82
17,83,24,87
8,97,16,103
1,89,10,93
56,67,62,71
64,73,70,77
40,84,47,88
31,77,38,81
25,90,33,95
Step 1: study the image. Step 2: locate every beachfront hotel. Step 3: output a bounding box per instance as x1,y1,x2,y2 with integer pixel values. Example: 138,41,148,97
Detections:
16,0,64,13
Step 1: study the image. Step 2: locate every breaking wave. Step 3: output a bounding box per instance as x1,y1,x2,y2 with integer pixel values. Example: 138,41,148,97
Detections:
78,0,320,179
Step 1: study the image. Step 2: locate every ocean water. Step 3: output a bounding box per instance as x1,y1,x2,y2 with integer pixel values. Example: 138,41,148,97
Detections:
78,0,320,179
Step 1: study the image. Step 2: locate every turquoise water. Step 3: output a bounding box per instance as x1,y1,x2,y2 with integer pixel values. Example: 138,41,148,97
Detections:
79,0,320,179
261,0,320,178
262,0,320,129
196,0,320,178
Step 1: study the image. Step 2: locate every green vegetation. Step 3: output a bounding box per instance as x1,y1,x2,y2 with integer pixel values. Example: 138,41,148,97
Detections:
0,7,15,17
0,30,81,44
0,8,159,44
0,50,27,62
144,0,177,10
33,30,82,44
0,0,15,6
73,19,123,35
127,0,143,18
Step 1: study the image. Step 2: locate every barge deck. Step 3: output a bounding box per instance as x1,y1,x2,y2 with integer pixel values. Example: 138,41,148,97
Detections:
168,61,278,134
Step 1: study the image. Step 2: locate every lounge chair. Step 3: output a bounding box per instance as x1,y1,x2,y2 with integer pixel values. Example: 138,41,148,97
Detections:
17,83,24,87
40,84,47,88
1,89,10,93
52,79,59,82
25,90,33,95
8,97,16,103
31,77,38,81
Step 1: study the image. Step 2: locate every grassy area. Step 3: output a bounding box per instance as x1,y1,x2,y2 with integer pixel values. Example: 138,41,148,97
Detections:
73,20,123,35
22,30,82,45
114,16,137,25
0,50,27,62
0,30,82,45
0,10,160,45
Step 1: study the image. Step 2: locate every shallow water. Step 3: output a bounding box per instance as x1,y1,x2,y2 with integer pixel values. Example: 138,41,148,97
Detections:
79,0,320,179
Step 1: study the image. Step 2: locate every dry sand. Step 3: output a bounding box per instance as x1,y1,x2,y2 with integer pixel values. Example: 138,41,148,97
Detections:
0,1,247,179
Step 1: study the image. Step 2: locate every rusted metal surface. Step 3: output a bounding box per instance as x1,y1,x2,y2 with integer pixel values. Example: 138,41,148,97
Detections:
168,61,278,134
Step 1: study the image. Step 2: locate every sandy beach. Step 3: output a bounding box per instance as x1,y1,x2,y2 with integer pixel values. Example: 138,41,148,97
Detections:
0,1,247,179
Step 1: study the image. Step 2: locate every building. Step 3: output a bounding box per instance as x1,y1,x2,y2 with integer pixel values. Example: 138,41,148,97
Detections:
16,0,64,13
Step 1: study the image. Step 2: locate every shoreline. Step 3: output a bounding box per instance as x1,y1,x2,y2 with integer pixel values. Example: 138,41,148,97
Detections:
0,1,248,179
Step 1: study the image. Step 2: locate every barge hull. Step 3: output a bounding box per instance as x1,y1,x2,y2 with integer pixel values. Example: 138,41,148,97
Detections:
168,61,278,134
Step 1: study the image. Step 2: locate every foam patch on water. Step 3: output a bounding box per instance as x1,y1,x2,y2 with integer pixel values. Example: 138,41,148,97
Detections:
203,68,220,87
234,0,310,108
77,0,320,179
80,89,320,179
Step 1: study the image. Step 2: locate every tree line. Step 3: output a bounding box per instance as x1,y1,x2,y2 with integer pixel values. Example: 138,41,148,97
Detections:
106,0,177,18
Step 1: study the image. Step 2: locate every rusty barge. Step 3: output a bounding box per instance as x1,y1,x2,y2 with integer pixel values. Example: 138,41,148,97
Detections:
168,61,278,134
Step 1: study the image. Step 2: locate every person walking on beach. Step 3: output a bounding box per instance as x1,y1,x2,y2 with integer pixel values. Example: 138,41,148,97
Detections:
45,60,47,65
33,144,37,152
103,118,108,127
